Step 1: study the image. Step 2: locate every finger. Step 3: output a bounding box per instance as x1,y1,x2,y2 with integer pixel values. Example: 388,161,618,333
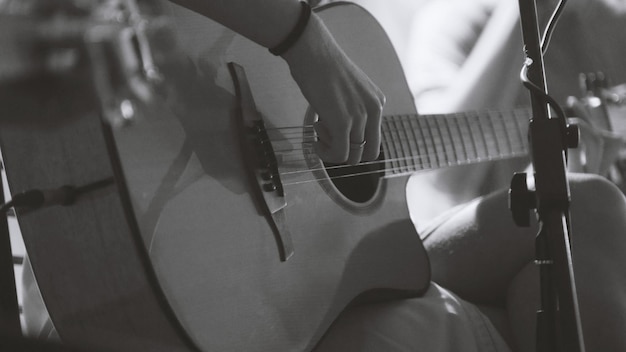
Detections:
346,110,368,165
313,120,349,163
346,139,366,165
362,93,385,161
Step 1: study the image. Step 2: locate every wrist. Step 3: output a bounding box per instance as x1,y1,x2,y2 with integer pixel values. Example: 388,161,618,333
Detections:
280,13,335,67
269,1,311,56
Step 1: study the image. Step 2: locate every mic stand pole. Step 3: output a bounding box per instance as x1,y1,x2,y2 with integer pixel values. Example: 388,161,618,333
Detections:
509,1,585,351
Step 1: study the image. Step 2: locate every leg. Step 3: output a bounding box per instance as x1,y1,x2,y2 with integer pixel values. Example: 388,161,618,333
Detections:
423,173,626,351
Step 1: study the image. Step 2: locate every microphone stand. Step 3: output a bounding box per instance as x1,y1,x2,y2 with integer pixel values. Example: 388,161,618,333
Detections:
509,1,585,351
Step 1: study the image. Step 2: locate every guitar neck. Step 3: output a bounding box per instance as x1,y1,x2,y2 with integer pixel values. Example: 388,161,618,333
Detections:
380,108,532,174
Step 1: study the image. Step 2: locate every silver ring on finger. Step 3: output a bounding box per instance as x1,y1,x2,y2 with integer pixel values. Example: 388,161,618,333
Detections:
349,140,366,150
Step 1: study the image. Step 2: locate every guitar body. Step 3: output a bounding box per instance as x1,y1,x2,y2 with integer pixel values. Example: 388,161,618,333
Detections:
123,2,430,351
0,2,429,352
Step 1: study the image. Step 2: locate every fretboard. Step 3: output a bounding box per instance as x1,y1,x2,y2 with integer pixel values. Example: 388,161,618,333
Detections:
380,108,531,174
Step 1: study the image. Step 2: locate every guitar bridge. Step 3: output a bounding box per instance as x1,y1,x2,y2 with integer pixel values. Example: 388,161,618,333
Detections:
229,62,294,262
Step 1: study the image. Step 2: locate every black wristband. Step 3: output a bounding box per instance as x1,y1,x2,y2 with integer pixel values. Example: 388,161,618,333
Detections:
269,1,312,56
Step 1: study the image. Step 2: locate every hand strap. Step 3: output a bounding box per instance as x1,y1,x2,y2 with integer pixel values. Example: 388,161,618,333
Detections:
269,1,311,56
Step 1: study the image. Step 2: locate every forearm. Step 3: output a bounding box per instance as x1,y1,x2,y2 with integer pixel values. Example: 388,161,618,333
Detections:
169,0,301,50
167,0,385,165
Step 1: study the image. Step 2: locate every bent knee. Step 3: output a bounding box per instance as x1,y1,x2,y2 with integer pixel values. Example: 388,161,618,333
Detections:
569,173,626,211
569,173,626,241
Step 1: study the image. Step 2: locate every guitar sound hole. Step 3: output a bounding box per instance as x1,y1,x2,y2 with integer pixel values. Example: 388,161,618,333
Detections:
323,152,384,203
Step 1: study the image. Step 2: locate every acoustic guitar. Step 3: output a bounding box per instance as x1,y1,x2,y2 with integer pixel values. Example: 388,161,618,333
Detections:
0,2,619,352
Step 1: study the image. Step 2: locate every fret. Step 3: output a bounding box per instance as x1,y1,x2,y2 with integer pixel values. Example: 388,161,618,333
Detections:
386,115,401,173
441,116,460,166
431,116,447,166
416,115,434,170
391,115,410,173
499,111,516,153
459,112,479,161
505,109,519,153
503,109,524,154
500,111,515,154
425,115,444,168
381,119,398,172
482,110,501,157
490,110,512,155
406,114,425,171
378,107,535,174
449,114,468,164
433,116,450,166
469,112,489,159
400,115,419,172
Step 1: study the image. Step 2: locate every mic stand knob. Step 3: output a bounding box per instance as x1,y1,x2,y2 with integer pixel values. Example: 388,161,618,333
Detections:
509,172,536,227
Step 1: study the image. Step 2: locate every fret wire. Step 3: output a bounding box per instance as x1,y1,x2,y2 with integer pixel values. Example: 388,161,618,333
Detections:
498,111,514,153
442,115,459,166
381,119,397,172
462,112,480,160
382,116,450,168
416,115,433,169
419,115,439,168
432,115,449,166
490,111,505,155
392,115,409,173
387,116,402,170
402,115,417,172
411,116,430,169
483,111,504,155
388,115,398,173
399,115,415,172
430,115,446,167
452,113,469,163
502,110,516,154
475,111,491,158
407,115,428,170
384,116,399,174
400,115,419,172
404,115,423,171
458,113,470,159
485,110,501,156
499,111,514,151
263,109,534,158
273,109,536,175
467,112,483,159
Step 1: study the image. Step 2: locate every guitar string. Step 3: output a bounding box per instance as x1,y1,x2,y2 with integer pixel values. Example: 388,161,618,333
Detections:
264,134,526,176
265,139,528,187
262,111,529,157
264,123,521,143
262,107,531,133
255,113,529,184
270,139,525,166
279,150,530,187
268,131,520,152
266,124,525,155
277,149,529,176
264,114,526,137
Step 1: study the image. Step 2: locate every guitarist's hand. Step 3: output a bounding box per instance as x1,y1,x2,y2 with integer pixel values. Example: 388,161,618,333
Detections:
282,14,385,165
171,0,385,165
